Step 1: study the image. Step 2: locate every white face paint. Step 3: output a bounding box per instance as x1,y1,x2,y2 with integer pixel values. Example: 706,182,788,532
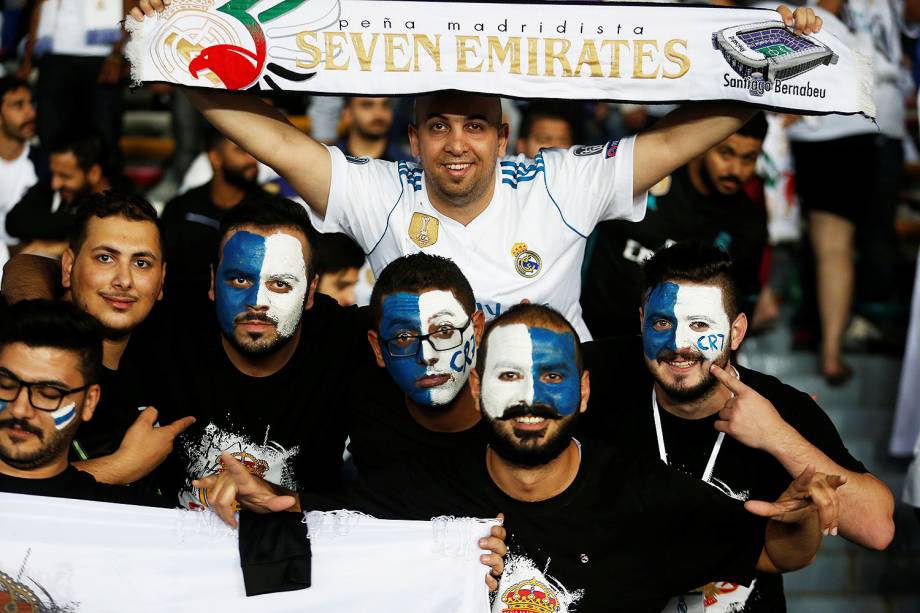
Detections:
673,284,732,360
418,289,477,405
480,323,534,419
49,401,77,431
256,233,309,338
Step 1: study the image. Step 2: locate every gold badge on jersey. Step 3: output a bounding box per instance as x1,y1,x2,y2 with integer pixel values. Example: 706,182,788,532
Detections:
512,242,542,278
408,212,439,248
650,175,672,197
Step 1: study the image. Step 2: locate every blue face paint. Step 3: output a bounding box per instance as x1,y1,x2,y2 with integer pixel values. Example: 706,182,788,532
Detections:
642,281,679,360
216,232,266,337
529,327,580,416
379,293,432,405
0,399,6,414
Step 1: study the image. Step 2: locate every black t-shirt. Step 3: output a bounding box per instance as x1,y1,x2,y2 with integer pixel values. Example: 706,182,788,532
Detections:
160,183,260,304
580,165,767,337
346,365,489,476
0,465,170,507
299,441,766,613
68,309,165,464
154,294,371,509
582,336,869,612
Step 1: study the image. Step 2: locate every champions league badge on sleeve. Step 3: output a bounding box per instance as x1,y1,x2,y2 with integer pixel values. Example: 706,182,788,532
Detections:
511,243,542,279
712,21,837,97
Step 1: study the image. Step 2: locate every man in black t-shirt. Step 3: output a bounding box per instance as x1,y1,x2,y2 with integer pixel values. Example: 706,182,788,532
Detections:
581,114,769,337
156,194,367,510
1,192,195,487
0,300,165,507
161,129,260,304
219,304,842,613
347,253,487,476
584,243,893,612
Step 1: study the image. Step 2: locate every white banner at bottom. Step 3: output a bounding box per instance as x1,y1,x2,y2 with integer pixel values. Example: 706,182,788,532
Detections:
0,493,495,612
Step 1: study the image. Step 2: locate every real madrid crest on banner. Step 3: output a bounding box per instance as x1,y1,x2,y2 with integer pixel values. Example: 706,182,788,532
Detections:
408,212,439,248
512,242,542,278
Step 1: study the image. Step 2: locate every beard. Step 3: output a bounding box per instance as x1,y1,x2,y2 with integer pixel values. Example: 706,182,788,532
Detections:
485,404,580,468
223,164,259,191
221,312,299,357
0,414,80,470
654,347,732,403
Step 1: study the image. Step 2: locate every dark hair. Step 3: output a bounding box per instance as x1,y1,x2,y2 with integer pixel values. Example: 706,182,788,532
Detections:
736,112,768,141
413,91,502,126
68,191,163,256
50,131,109,175
217,193,318,282
370,253,476,326
518,101,580,143
640,242,739,319
314,232,365,275
204,126,231,152
477,303,583,378
0,76,30,102
0,300,104,384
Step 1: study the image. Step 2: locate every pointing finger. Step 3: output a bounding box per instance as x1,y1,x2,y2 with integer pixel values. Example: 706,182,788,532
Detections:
710,364,746,395
163,415,196,436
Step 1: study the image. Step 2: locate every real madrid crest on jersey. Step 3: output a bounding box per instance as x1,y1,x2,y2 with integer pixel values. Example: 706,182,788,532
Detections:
409,212,439,248
512,242,542,278
501,578,561,613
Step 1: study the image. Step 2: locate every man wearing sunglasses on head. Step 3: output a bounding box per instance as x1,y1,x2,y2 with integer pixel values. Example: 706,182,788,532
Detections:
345,253,487,476
0,299,166,506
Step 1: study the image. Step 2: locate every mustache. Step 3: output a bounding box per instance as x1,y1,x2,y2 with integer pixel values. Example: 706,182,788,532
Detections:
0,417,43,440
497,403,562,421
234,312,277,325
656,348,706,363
717,175,741,185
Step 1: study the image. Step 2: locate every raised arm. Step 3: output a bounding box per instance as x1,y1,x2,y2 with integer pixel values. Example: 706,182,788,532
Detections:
632,5,822,197
711,364,895,550
131,0,333,217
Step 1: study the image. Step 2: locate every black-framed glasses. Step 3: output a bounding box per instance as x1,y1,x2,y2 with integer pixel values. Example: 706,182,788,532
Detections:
381,318,473,358
0,369,91,411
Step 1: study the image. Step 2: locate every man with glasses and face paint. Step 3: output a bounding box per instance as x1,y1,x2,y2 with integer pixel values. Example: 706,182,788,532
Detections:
154,193,365,510
347,253,486,475
0,299,166,506
583,242,894,612
218,303,842,613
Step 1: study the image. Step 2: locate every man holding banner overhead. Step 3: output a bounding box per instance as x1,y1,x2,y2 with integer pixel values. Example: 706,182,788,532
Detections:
128,0,833,342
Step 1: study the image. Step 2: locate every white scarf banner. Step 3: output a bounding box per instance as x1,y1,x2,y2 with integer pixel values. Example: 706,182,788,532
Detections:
125,0,874,116
0,493,495,612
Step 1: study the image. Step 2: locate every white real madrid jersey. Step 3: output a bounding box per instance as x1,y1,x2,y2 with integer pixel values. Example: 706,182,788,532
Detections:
315,137,647,340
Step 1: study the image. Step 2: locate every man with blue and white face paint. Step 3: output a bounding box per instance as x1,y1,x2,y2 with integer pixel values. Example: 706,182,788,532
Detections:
348,253,486,475
581,243,894,612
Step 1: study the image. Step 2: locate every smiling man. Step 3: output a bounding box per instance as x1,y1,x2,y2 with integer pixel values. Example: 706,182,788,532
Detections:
582,113,769,336
346,253,486,475
0,299,165,506
129,2,821,343
585,243,894,611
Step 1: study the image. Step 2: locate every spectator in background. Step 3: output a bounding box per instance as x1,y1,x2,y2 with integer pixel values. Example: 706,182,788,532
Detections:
314,232,365,307
336,97,410,162
581,113,769,337
161,128,260,303
6,132,114,256
0,76,42,280
17,0,127,171
515,101,577,158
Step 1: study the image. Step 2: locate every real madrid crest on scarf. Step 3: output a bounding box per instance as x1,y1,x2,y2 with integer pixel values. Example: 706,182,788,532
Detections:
512,242,542,278
409,212,439,248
